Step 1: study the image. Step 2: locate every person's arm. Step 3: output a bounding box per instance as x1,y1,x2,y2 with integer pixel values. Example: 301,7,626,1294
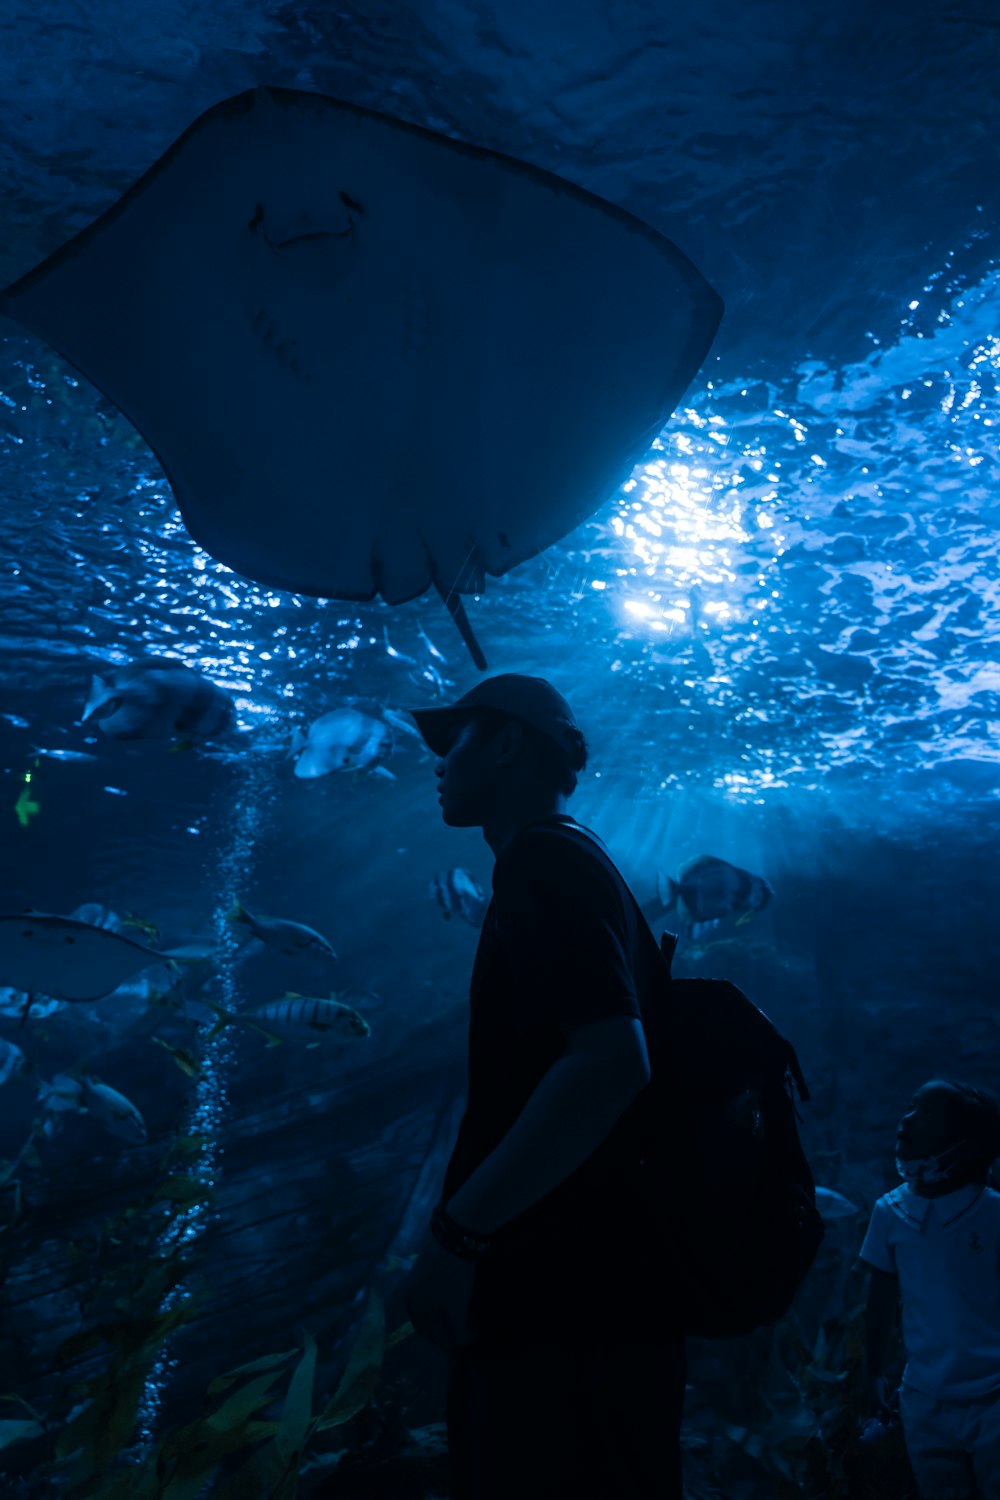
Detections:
864,1264,899,1411
445,1015,650,1235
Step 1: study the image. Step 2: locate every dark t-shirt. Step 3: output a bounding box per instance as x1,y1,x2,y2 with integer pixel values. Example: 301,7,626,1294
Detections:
443,816,671,1353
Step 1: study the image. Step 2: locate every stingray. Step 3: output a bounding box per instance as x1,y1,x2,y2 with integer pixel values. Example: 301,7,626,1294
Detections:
0,913,162,1003
0,88,722,666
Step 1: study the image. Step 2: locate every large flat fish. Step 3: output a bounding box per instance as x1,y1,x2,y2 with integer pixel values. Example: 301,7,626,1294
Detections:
0,913,162,1002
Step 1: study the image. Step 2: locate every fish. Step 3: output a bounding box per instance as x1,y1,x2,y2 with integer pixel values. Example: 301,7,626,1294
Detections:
82,658,235,742
430,869,488,928
151,1037,204,1078
160,943,222,963
647,855,773,934
69,902,123,932
290,708,392,779
37,1072,147,1143
0,1039,26,1086
228,901,336,960
0,988,63,1020
246,993,371,1042
121,912,161,942
814,1186,860,1221
30,747,99,763
380,707,424,742
0,912,162,1003
0,87,721,670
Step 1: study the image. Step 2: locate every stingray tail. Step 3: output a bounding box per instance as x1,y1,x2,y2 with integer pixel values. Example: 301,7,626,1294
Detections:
82,675,114,723
433,579,488,671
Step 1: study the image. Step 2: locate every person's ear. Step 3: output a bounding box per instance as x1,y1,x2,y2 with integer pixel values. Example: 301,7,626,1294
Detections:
495,719,525,767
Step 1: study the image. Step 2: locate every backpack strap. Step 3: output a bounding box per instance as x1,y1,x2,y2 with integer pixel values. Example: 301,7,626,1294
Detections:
522,816,678,954
523,818,813,1105
660,931,679,973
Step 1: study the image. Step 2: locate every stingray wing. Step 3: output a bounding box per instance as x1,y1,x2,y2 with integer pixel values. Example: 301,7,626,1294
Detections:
0,915,161,1002
0,87,721,621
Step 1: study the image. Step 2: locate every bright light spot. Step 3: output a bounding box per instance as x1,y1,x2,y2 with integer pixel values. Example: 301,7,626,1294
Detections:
590,580,607,591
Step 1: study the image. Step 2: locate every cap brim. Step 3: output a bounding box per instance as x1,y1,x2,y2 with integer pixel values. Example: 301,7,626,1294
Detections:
407,707,465,758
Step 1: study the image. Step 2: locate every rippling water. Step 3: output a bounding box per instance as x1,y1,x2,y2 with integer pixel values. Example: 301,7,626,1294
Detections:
2,240,997,821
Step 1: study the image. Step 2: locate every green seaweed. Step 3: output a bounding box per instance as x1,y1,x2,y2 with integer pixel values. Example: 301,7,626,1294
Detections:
683,1263,911,1500
314,1292,386,1432
206,1349,299,1397
0,1418,45,1452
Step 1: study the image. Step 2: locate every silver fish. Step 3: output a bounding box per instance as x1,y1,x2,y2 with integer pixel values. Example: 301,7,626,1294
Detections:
229,901,336,960
38,1072,146,1143
160,943,222,962
290,708,392,779
653,855,773,928
814,1186,860,1221
380,707,424,742
82,657,234,742
30,747,99,763
431,869,488,928
248,993,371,1041
0,913,161,1002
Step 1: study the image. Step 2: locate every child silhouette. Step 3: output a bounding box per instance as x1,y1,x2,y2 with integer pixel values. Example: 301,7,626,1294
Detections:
861,1079,1000,1500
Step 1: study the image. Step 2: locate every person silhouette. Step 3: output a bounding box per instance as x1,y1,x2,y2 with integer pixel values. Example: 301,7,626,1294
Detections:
862,1078,1000,1500
404,674,684,1500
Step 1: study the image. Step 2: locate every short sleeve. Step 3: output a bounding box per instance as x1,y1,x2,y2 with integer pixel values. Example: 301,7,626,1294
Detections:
859,1199,896,1273
492,830,640,1031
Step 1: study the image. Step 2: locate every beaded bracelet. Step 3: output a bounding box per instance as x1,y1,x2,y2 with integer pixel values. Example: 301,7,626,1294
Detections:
430,1202,493,1260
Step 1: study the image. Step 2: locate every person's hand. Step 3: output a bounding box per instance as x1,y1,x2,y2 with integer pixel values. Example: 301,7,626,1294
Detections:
403,1234,478,1352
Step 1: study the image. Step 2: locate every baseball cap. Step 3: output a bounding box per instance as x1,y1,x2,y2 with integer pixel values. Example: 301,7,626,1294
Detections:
408,674,582,760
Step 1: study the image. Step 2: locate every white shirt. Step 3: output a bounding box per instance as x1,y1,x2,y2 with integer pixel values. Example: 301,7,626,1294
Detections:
860,1182,1000,1400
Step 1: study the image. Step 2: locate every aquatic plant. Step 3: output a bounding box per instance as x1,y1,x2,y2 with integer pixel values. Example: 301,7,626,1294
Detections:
685,1269,911,1499
19,1286,412,1498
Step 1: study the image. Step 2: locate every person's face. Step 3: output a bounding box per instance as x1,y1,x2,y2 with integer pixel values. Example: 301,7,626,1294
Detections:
435,716,502,827
896,1081,962,1160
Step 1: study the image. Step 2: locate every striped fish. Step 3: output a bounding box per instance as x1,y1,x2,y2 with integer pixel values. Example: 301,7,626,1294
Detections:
248,993,371,1042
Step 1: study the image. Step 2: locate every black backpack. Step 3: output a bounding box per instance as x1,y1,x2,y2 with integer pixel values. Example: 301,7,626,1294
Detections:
541,820,825,1339
633,930,825,1338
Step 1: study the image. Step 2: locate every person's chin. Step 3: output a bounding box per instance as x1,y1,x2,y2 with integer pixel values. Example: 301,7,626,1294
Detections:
440,799,476,828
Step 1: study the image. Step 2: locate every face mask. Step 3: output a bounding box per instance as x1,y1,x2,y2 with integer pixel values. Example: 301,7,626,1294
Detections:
896,1138,972,1187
